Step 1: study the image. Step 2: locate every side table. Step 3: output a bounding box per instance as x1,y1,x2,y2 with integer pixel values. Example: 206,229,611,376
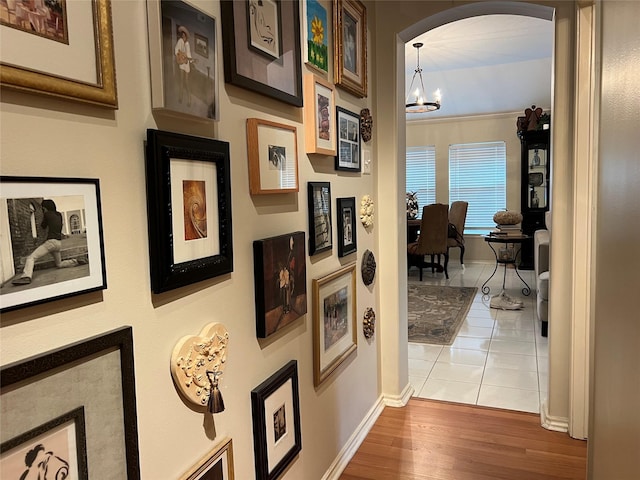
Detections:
482,235,531,296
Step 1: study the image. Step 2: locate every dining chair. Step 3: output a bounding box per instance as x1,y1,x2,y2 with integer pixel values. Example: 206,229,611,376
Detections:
407,203,449,280
448,201,468,265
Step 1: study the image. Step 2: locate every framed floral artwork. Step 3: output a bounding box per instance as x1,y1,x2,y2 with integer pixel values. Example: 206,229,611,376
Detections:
302,0,329,73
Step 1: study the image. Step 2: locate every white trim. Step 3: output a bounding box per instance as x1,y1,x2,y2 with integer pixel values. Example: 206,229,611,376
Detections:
384,382,414,407
540,399,570,432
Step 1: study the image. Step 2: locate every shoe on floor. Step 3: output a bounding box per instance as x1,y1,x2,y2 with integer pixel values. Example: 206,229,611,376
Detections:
490,294,523,310
501,293,524,307
12,276,32,285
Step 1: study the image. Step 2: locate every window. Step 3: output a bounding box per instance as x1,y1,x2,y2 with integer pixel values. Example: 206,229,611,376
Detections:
449,141,506,234
406,146,435,217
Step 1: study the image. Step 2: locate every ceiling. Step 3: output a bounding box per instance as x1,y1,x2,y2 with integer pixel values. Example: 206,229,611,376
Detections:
405,15,554,120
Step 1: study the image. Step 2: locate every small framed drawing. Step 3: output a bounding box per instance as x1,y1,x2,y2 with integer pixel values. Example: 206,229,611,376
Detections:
247,118,299,195
307,182,332,256
0,326,140,478
312,263,357,386
253,232,307,338
1,407,88,479
333,0,367,98
221,0,303,107
335,106,361,172
180,437,234,480
147,0,218,121
302,0,329,73
251,360,301,480
0,176,107,313
145,129,233,293
336,197,357,257
303,74,336,156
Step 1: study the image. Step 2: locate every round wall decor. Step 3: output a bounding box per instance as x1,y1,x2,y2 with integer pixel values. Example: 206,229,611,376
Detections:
363,307,376,339
361,249,376,286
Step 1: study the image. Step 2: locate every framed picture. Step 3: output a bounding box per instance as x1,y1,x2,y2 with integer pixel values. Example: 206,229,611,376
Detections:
180,437,234,480
253,232,307,338
302,0,329,73
221,0,303,107
336,197,357,257
313,263,358,386
303,74,336,156
0,326,140,478
335,106,361,172
247,118,299,195
0,176,107,313
0,0,117,108
145,129,233,293
333,0,367,98
147,0,218,121
307,182,332,256
251,360,301,480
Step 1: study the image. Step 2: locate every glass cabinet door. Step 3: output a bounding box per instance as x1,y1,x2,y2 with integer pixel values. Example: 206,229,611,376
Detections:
526,143,548,209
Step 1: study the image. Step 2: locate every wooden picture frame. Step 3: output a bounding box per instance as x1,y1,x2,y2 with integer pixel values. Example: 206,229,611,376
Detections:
146,0,219,121
0,0,118,108
303,74,336,155
336,197,357,257
302,0,329,73
221,0,303,107
313,263,357,386
145,129,233,293
333,0,367,98
253,232,307,338
0,176,107,313
180,437,234,480
247,118,299,195
251,360,301,480
335,106,361,172
0,326,140,478
307,182,332,256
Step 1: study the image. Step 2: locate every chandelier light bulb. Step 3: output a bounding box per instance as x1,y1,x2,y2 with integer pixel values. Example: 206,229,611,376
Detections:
406,42,441,113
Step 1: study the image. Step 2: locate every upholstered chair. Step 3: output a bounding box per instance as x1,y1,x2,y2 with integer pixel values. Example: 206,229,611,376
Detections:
447,201,468,265
407,204,449,280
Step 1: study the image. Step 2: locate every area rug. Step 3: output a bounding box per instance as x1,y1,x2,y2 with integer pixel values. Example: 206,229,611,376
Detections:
408,284,478,345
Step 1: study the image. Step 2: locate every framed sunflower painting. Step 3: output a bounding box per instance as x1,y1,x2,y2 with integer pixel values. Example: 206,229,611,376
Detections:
303,0,329,73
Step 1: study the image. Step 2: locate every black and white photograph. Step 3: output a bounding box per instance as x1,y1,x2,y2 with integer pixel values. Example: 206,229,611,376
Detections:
273,404,287,443
335,106,361,172
336,197,357,257
307,182,332,255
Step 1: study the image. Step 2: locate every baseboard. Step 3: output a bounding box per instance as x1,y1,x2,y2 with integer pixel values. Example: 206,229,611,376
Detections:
540,398,569,432
384,382,414,407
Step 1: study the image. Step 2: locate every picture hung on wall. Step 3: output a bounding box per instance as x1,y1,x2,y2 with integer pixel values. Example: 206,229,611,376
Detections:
303,74,336,155
312,263,357,386
145,129,233,293
180,437,234,480
251,360,302,480
247,118,299,195
335,106,361,172
333,0,367,98
302,0,329,73
220,0,303,106
0,326,141,479
336,197,357,257
307,182,332,256
0,176,107,313
0,0,118,108
253,232,307,338
147,0,219,121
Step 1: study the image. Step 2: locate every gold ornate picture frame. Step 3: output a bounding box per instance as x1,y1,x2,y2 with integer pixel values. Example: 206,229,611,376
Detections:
333,0,367,98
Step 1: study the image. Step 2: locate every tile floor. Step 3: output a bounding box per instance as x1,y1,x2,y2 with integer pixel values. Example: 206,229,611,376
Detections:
408,261,548,414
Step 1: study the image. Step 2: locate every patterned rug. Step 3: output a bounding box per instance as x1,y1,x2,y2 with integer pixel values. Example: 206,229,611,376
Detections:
408,284,478,345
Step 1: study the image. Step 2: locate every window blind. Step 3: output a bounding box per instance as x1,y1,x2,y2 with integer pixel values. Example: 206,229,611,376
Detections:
406,146,436,217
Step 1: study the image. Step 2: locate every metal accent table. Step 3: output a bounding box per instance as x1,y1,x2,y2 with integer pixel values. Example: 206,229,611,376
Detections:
482,235,531,296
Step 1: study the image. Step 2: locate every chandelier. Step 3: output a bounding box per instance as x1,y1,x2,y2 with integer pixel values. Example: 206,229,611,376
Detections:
406,42,441,113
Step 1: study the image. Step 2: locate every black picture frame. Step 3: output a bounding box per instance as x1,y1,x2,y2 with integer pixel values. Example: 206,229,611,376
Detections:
0,326,140,479
336,197,357,257
0,176,107,313
145,129,233,293
307,182,332,255
335,106,361,172
251,360,301,480
221,0,303,107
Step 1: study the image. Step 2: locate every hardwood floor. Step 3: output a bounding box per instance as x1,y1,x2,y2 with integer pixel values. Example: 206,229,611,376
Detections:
340,398,587,480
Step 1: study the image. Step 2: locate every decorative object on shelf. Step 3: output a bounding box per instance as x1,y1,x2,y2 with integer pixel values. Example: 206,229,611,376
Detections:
335,106,362,172
253,232,307,338
180,437,234,480
336,197,357,257
360,108,373,142
361,249,376,286
308,182,332,255
516,105,550,135
303,74,337,155
359,194,374,228
145,129,233,293
171,322,229,414
406,191,419,219
147,0,218,121
405,42,441,113
333,0,367,98
0,327,140,478
247,118,299,194
251,360,301,480
363,307,376,339
220,0,302,106
528,172,544,187
0,0,118,108
492,210,523,226
302,0,329,73
0,176,107,313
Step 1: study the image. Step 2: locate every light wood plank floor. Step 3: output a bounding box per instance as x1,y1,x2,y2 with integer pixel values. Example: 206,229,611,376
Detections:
340,398,587,480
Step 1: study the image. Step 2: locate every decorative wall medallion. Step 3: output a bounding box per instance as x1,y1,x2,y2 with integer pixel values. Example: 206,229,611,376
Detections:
363,307,376,339
171,322,229,413
361,249,376,286
359,195,374,228
360,108,372,142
